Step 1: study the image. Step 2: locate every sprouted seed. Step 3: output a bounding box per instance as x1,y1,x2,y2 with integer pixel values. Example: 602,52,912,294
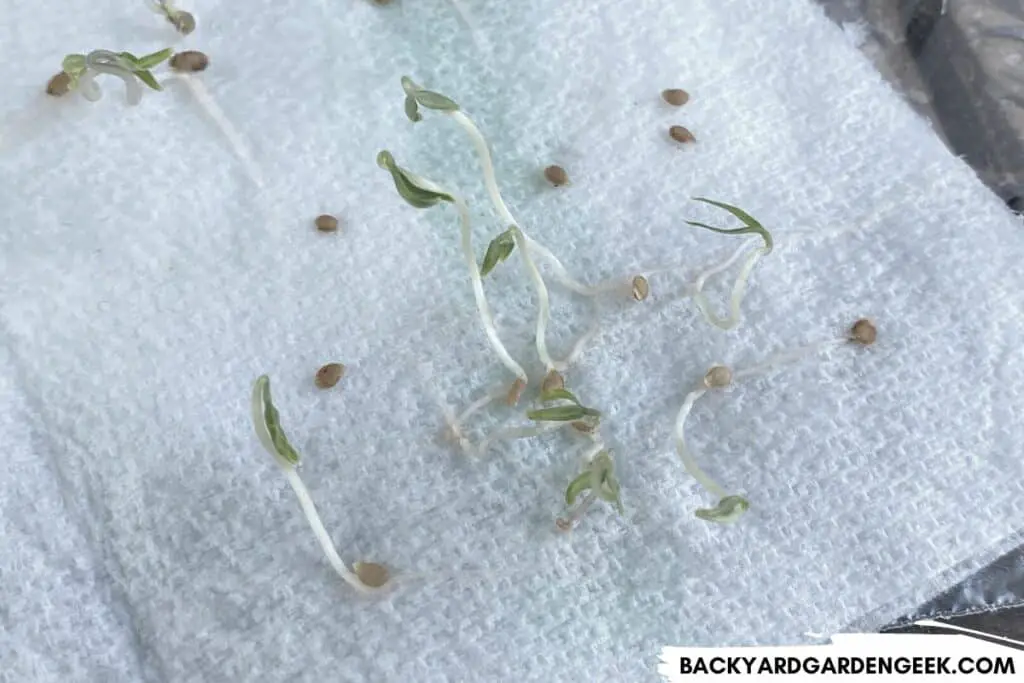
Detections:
703,365,732,389
631,275,650,302
506,378,527,406
661,88,690,106
850,318,877,345
377,148,527,383
354,562,390,588
315,363,345,389
674,335,853,524
315,214,339,233
55,48,173,105
250,375,384,594
669,125,696,144
544,165,570,187
541,370,565,394
169,50,209,73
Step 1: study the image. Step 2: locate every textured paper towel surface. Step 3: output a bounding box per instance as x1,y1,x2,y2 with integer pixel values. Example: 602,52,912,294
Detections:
2,0,1024,681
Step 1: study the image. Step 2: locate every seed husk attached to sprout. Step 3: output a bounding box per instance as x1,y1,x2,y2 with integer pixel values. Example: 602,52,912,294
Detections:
315,363,346,389
169,10,196,35
631,275,650,301
541,370,564,394
169,50,209,73
571,418,598,434
850,319,877,345
314,214,339,233
354,561,389,588
46,72,73,97
704,365,733,389
506,378,527,406
669,125,696,144
543,165,569,187
661,88,690,106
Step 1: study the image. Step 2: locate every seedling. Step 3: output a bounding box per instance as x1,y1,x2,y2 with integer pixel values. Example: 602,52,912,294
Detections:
148,0,196,35
377,148,527,383
662,88,690,106
673,325,866,524
314,363,345,389
251,375,387,593
682,197,774,331
556,451,624,531
49,48,173,105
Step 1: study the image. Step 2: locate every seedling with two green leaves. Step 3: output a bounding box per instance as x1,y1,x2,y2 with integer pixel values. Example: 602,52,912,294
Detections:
48,49,173,104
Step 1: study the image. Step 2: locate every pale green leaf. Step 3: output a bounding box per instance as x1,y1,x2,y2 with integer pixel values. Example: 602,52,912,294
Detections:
251,375,301,467
414,89,459,111
376,150,453,209
695,495,750,524
687,197,773,252
480,229,516,277
135,47,174,69
527,405,589,422
134,69,162,91
565,471,593,506
404,95,422,122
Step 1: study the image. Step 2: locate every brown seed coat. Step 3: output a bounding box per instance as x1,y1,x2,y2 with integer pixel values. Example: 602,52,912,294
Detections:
314,214,339,232
661,88,690,106
543,165,569,187
354,561,389,588
315,363,346,389
669,126,696,144
850,319,877,345
46,72,73,97
169,50,209,73
541,370,564,394
506,378,527,406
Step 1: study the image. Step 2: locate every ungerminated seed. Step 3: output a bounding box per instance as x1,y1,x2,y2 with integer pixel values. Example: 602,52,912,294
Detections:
170,11,196,35
850,319,877,345
314,214,339,232
669,125,696,144
631,275,650,301
661,88,690,107
543,165,569,187
354,561,389,588
704,365,733,389
169,50,209,73
541,370,565,394
314,362,345,389
46,72,73,97
506,378,527,406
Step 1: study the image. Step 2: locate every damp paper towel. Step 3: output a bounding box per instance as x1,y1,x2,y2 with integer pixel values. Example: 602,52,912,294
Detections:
3,0,1024,680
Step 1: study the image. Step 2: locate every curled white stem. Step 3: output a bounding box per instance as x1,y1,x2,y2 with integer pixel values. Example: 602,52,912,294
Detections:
168,74,264,187
85,51,142,105
282,466,380,594
674,387,729,498
453,196,528,381
689,244,768,331
522,236,625,297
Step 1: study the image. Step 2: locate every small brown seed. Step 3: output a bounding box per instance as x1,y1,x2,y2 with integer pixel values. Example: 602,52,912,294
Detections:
169,50,209,73
631,275,650,302
850,319,877,345
703,365,733,389
668,125,696,144
314,363,345,389
314,214,339,233
354,561,389,588
543,165,569,187
506,378,527,406
46,72,73,97
170,10,196,35
541,370,564,394
661,88,690,107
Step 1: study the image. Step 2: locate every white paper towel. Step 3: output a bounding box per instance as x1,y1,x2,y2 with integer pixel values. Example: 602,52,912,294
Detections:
2,0,1024,680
